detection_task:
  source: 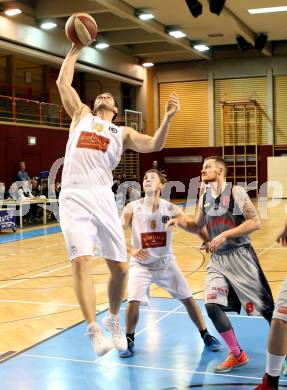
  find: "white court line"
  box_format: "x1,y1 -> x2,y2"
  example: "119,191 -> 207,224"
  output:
119,307 -> 265,319
95,302 -> 183,363
0,298 -> 267,319
257,242 -> 278,257
0,299 -> 79,308
0,264 -> 71,289
20,353 -> 287,382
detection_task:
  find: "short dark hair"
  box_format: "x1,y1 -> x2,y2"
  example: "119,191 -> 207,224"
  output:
144,169 -> 168,185
204,156 -> 228,176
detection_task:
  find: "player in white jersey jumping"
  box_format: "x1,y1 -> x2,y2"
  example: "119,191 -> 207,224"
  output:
119,169 -> 221,357
56,43 -> 179,356
255,223 -> 287,390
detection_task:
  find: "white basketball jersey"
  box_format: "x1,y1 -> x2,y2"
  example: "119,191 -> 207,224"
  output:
130,198 -> 182,266
62,113 -> 123,190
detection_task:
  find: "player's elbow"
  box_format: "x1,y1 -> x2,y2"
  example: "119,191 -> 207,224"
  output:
150,140 -> 163,152
56,77 -> 67,89
253,218 -> 261,230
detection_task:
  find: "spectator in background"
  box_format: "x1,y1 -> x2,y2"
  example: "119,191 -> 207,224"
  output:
132,174 -> 139,182
8,182 -> 21,201
16,161 -> 30,182
18,180 -> 34,199
126,185 -> 141,204
31,178 -> 40,197
55,181 -> 61,199
152,160 -> 159,170
0,182 -> 6,201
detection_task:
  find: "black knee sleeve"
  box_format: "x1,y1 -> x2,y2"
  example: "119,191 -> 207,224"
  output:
205,303 -> 232,333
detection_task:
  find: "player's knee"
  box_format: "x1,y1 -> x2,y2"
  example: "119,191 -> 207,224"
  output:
113,262 -> 128,280
72,256 -> 92,275
272,318 -> 287,328
205,303 -> 220,321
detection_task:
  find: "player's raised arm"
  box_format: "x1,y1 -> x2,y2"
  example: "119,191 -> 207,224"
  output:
123,92 -> 179,153
56,44 -> 90,121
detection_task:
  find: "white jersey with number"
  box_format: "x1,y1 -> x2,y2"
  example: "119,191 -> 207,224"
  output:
61,113 -> 123,190
127,198 -> 182,266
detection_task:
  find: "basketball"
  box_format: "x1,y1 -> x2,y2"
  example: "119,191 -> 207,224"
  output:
65,13 -> 97,47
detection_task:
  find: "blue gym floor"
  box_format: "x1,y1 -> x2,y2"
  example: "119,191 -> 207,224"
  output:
1,298 -> 287,389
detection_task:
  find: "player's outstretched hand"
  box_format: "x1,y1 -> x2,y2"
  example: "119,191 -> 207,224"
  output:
166,218 -> 178,231
165,92 -> 179,119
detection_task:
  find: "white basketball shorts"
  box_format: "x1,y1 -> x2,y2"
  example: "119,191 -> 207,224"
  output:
273,278 -> 287,321
59,187 -> 127,262
127,258 -> 192,305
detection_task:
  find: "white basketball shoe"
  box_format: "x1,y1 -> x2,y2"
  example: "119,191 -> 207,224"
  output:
87,323 -> 114,356
102,313 -> 127,352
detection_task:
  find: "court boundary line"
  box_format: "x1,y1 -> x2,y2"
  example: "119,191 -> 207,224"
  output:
0,298 -> 269,320
18,353 -> 287,383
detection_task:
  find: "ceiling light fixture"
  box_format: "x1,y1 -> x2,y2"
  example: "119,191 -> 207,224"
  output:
209,0 -> 226,15
185,0 -> 203,18
142,62 -> 154,67
135,9 -> 154,21
4,8 -> 22,16
168,29 -> 186,38
40,22 -> 57,30
248,6 -> 287,14
95,42 -> 110,49
194,44 -> 210,52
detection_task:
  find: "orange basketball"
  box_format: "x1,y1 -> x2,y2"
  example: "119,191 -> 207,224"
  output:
65,13 -> 97,47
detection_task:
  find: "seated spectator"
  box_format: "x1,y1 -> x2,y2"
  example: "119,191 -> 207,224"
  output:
48,181 -> 61,198
18,181 -> 41,223
132,174 -> 139,182
31,178 -> 40,197
8,182 -> 21,201
112,178 -> 121,194
55,181 -> 61,199
0,182 -> 6,201
126,185 -> 141,203
18,180 -> 34,199
16,161 -> 30,182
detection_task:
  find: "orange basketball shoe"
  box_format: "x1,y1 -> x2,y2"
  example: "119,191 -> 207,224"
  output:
215,351 -> 249,372
254,374 -> 278,389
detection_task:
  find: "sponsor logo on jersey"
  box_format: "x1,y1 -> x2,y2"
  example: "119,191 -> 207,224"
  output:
94,122 -> 104,132
162,215 -> 170,224
77,131 -> 110,152
212,287 -> 228,295
108,126 -> 118,134
207,217 -> 236,229
278,305 -> 287,315
141,232 -> 167,249
207,293 -> 217,300
150,219 -> 157,230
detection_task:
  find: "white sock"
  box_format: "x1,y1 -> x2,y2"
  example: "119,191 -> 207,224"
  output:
266,351 -> 285,377
87,322 -> 100,332
108,311 -> 119,320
